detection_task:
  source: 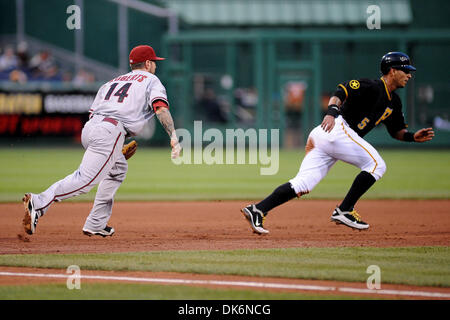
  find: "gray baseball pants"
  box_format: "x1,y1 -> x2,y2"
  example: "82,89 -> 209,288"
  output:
30,114 -> 128,232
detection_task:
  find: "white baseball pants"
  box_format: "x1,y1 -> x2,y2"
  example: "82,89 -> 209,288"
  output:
31,114 -> 128,232
289,116 -> 386,195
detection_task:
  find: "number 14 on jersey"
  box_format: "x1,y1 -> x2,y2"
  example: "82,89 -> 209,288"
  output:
104,82 -> 132,103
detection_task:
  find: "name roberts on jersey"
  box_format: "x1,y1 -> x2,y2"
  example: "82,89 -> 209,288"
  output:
109,74 -> 148,83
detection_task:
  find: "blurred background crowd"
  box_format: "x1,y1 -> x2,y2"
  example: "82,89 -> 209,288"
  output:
0,42 -> 95,85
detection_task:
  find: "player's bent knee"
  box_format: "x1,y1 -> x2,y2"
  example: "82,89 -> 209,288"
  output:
371,159 -> 386,180
116,172 -> 127,183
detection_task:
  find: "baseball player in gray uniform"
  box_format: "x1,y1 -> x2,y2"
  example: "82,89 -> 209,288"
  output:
22,45 -> 181,237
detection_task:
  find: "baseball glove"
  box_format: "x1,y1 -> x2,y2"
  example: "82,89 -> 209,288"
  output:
122,140 -> 138,160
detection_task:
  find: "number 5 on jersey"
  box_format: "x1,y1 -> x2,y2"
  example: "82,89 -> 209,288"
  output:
358,107 -> 393,130
105,82 -> 132,103
358,117 -> 370,130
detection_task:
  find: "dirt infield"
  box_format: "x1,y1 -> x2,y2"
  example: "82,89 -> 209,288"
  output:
0,199 -> 449,299
0,199 -> 448,254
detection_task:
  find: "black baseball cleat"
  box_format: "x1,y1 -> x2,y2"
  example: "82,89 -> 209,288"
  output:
330,207 -> 369,230
22,193 -> 39,235
241,204 -> 269,234
82,226 -> 115,237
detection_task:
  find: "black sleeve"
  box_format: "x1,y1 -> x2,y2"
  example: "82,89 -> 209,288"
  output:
332,79 -> 372,102
333,84 -> 348,102
384,95 -> 408,138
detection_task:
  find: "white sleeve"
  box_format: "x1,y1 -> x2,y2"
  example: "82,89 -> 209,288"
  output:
147,77 -> 169,107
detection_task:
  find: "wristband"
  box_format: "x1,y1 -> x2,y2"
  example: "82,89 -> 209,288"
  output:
403,132 -> 415,142
326,104 -> 340,118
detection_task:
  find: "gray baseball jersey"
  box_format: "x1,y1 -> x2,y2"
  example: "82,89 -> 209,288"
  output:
29,69 -> 170,233
90,69 -> 169,135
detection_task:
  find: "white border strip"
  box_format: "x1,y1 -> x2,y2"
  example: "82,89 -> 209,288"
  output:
1,271 -> 449,299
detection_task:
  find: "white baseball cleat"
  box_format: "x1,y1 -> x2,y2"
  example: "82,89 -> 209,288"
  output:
241,204 -> 269,234
22,193 -> 39,235
330,207 -> 369,230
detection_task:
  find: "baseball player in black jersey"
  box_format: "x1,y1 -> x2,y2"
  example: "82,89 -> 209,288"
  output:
242,52 -> 434,234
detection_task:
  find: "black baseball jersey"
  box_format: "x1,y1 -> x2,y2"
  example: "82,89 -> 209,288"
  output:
333,78 -> 407,138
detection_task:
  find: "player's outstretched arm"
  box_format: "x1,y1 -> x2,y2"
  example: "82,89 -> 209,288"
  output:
413,127 -> 435,142
155,107 -> 181,158
394,128 -> 435,143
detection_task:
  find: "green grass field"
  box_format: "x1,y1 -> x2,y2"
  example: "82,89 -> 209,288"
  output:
1,247 -> 448,287
0,247 -> 448,299
0,283 -> 374,300
1,148 -> 449,202
0,147 -> 449,300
